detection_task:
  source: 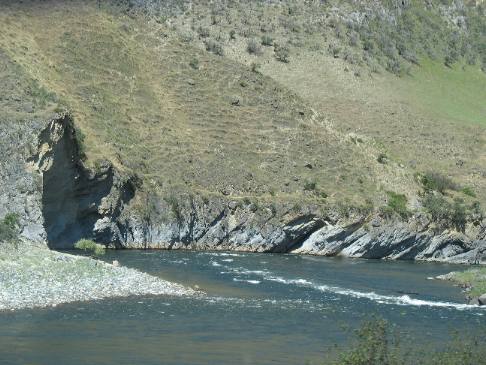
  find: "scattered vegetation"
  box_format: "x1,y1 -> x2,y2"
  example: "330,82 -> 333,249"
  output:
423,194 -> 468,232
384,191 -> 409,219
74,239 -> 106,256
164,195 -> 182,222
419,172 -> 459,194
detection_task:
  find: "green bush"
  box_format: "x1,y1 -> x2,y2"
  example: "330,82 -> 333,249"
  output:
74,125 -> 87,160
332,318 -> 486,365
74,239 -> 106,256
0,213 -> 19,243
386,191 -> 410,218
333,318 -> 401,365
303,180 -> 317,191
189,58 -> 199,70
274,44 -> 290,63
420,172 -> 459,194
423,194 -> 467,232
261,34 -> 273,46
247,39 -> 262,55
204,39 -> 224,56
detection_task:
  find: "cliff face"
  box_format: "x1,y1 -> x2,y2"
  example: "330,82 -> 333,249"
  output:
1,113 -> 135,249
1,113 -> 484,264
2,119 -> 483,263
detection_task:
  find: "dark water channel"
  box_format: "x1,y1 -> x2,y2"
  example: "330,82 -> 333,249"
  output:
1,251 -> 484,365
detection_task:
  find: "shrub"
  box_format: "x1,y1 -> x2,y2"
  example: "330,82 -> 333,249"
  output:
423,194 -> 467,232
189,58 -> 199,70
332,318 -> 486,365
197,26 -> 210,38
303,180 -> 317,191
229,29 -> 236,40
420,172 -> 459,194
261,34 -> 273,46
0,213 -> 19,243
204,40 -> 224,56
74,125 -> 87,160
386,191 -> 410,218
247,39 -> 262,55
274,44 -> 290,63
74,239 -> 106,256
377,153 -> 388,164
333,318 -> 401,365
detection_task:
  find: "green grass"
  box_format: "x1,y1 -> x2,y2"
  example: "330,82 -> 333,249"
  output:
400,59 -> 486,126
74,239 -> 106,257
450,268 -> 486,298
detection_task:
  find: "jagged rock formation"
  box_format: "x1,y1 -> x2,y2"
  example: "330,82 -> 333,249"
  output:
0,113 -> 485,263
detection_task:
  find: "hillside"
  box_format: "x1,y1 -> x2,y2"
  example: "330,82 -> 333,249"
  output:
0,0 -> 485,261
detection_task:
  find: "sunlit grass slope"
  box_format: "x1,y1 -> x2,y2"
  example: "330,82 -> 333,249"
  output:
0,0 -> 417,209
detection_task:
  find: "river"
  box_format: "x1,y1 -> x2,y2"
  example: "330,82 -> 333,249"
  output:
0,250 -> 484,364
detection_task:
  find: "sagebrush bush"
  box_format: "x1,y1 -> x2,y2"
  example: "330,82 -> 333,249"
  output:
247,39 -> 262,55
204,39 -> 224,56
261,34 -> 273,46
274,44 -> 290,63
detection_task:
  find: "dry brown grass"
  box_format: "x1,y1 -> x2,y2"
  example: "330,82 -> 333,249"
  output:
2,0 -> 484,217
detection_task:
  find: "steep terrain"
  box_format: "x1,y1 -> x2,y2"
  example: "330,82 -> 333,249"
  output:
0,0 -> 485,263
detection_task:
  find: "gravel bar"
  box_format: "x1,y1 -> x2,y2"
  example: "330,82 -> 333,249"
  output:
0,246 -> 195,311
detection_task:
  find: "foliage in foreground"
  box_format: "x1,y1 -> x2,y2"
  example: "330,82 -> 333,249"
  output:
331,318 -> 486,365
74,239 -> 106,257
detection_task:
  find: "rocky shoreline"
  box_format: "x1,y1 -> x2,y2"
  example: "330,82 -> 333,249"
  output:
0,245 -> 195,311
437,269 -> 486,306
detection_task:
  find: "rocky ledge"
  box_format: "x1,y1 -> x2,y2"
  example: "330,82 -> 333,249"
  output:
1,113 -> 485,265
0,245 -> 195,311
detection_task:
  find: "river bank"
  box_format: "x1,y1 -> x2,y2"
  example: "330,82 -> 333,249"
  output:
438,267 -> 486,305
0,245 -> 195,311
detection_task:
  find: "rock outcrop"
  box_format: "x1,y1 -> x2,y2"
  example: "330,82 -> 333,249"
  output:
1,113 -> 485,264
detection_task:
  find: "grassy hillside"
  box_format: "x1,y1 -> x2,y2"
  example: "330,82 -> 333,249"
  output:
0,0 -> 485,224
0,0 -> 416,210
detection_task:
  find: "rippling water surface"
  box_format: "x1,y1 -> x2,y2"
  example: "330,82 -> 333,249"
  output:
1,251 -> 484,365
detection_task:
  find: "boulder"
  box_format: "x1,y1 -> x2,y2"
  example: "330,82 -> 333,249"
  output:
478,294 -> 486,306
469,297 -> 480,305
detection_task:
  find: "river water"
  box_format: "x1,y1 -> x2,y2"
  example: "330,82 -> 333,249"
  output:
0,250 -> 484,364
